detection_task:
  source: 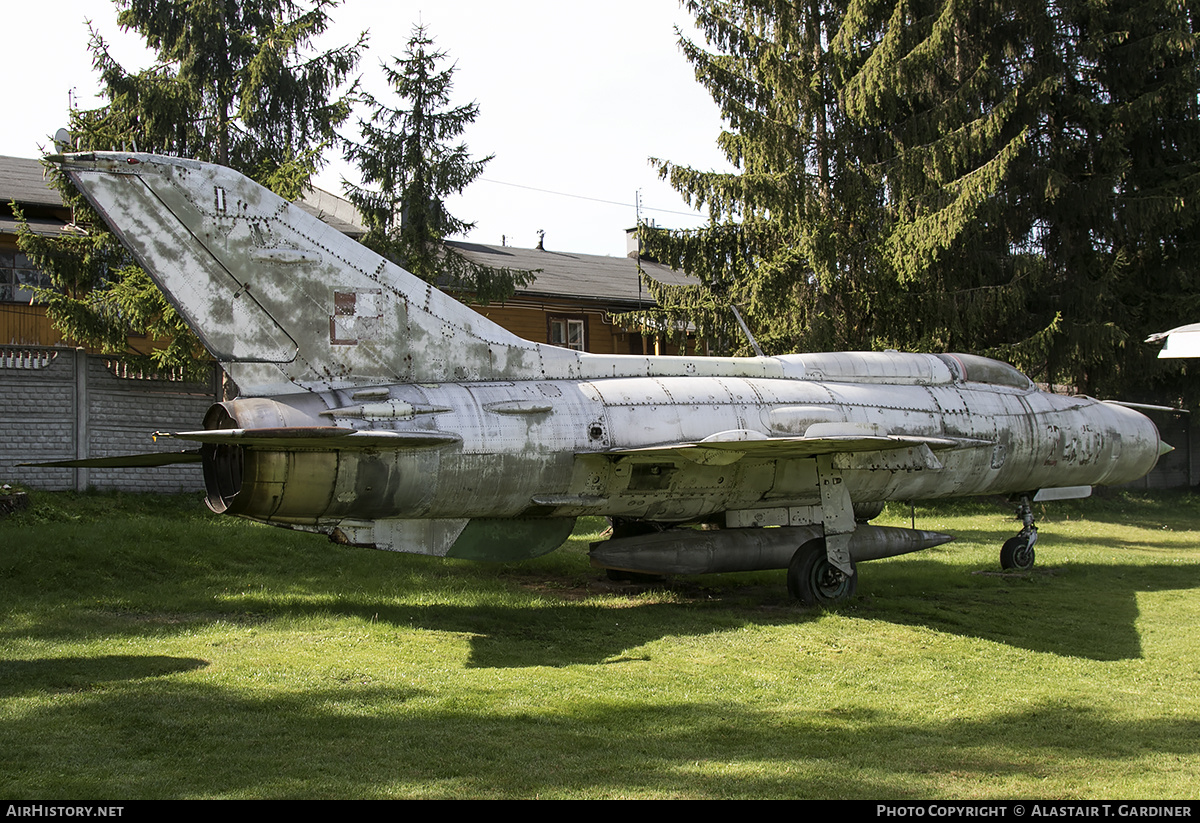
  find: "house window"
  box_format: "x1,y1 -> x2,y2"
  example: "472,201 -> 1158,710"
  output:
548,316 -> 586,351
0,250 -> 52,304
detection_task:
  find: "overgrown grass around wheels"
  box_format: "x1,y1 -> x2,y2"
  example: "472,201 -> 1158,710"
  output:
1,489 -> 1198,798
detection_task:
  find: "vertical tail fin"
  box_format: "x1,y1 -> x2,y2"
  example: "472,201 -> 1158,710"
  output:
56,152 -> 558,395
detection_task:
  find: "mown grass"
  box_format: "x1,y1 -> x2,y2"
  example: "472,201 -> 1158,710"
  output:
1,489 -> 1198,798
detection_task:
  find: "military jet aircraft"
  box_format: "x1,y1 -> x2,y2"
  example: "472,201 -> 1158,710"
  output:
39,151 -> 1170,605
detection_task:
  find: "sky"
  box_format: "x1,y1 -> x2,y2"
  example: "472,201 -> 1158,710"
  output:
2,0 -> 733,257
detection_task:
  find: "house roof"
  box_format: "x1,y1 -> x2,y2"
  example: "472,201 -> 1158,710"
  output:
0,156 -> 70,238
449,240 -> 695,306
0,155 -> 64,208
0,154 -> 699,306
296,185 -> 366,238
0,215 -> 63,237
290,189 -> 696,309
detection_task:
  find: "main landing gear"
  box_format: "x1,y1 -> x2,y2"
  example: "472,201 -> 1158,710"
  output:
1000,495 -> 1038,571
787,539 -> 857,607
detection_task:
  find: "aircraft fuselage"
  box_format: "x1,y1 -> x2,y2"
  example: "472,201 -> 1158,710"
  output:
201,359 -> 1161,549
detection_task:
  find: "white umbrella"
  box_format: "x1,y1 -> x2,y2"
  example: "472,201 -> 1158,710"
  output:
1146,323 -> 1200,358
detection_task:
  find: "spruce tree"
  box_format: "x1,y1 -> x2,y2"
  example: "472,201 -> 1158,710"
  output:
630,0 -> 888,356
643,0 -> 1199,404
637,0 -> 1050,358
18,0 -> 364,374
1031,0 -> 1200,400
343,25 -> 533,304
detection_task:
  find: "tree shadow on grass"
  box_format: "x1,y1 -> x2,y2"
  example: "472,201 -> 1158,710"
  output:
4,555 -> 1197,668
1,680 -> 1196,798
854,557 -> 1200,661
3,510 -> 1198,668
168,549 -> 1200,667
0,655 -> 208,697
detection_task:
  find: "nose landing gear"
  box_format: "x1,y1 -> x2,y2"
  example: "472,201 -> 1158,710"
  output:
1001,495 -> 1038,571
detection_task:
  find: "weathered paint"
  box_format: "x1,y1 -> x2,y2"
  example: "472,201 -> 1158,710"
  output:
51,152 -> 1169,590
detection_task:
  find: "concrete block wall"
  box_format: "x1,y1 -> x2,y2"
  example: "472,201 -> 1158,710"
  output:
0,347 -> 218,492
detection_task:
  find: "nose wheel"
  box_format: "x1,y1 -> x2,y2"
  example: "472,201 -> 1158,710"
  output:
1001,495 -> 1038,571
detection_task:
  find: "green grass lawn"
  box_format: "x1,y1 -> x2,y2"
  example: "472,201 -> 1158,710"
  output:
1,489 -> 1198,799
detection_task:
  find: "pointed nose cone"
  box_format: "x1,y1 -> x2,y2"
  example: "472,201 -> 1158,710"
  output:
1095,401 -> 1169,486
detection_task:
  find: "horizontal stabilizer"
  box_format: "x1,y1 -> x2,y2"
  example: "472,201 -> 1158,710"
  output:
159,427 -> 461,449
19,451 -> 202,469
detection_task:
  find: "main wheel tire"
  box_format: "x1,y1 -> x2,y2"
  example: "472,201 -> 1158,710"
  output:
787,541 -> 857,607
1000,536 -> 1036,571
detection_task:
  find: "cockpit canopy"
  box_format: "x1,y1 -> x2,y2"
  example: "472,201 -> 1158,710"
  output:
933,353 -> 1034,390
775,351 -> 1034,389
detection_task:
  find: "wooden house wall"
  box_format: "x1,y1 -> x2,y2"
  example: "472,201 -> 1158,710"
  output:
0,301 -> 64,347
473,297 -> 689,355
